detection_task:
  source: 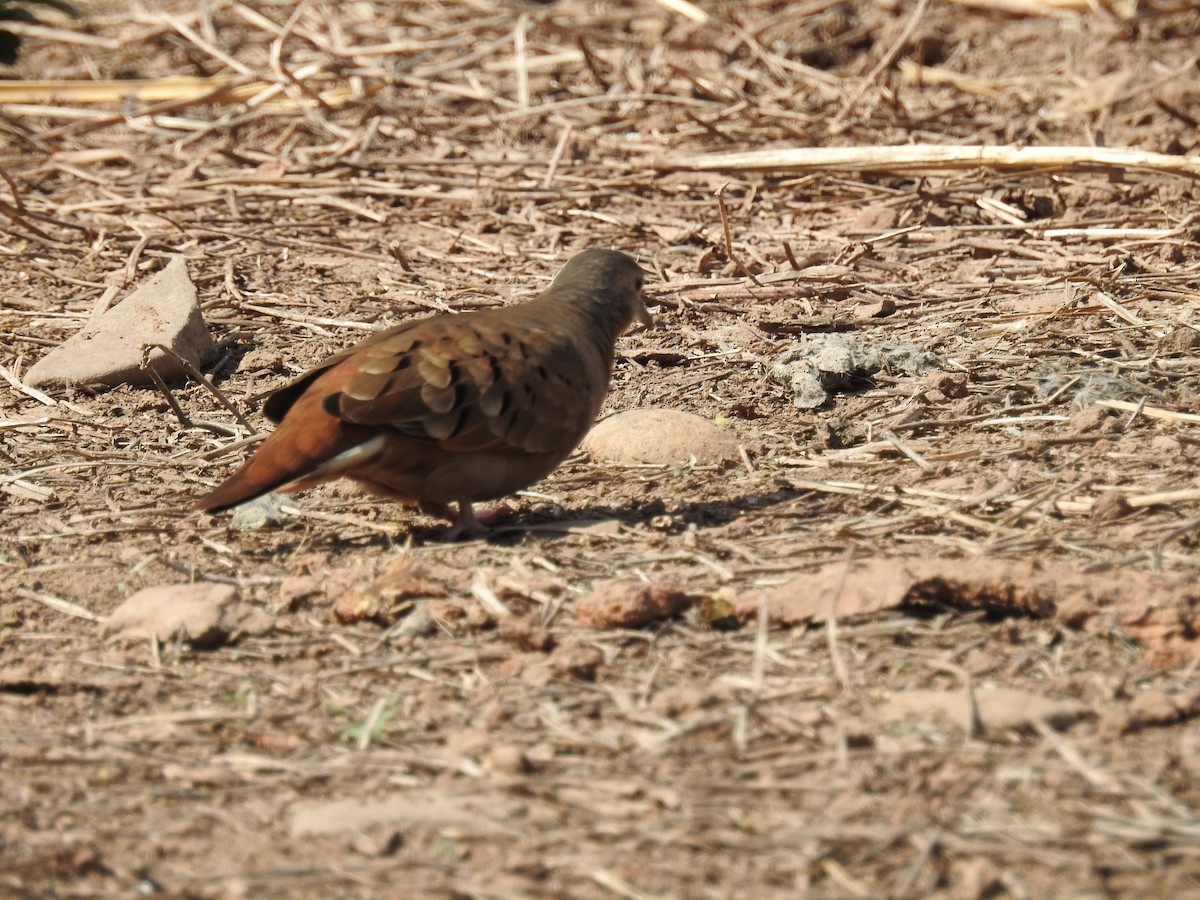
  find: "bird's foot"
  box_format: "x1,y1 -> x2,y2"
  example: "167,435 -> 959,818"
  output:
438,502 -> 513,542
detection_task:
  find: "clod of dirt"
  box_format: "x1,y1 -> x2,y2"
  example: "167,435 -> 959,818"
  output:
771,334 -> 938,409
485,744 -> 532,775
1150,435 -> 1181,453
350,830 -> 404,858
741,558 -> 1200,667
332,562 -> 447,624
236,347 -> 288,373
576,579 -> 697,628
1090,491 -> 1132,523
947,858 -> 1003,899
1100,689 -> 1200,736
649,684 -> 728,719
273,574 -> 324,613
1159,326 -> 1200,354
1067,407 -> 1119,435
737,558 -> 1056,626
102,583 -> 273,649
852,297 -> 895,319
498,616 -> 554,652
581,408 -> 740,467
878,688 -> 1089,735
289,793 -> 518,838
922,370 -> 968,400
548,642 -> 605,681
25,259 -> 215,389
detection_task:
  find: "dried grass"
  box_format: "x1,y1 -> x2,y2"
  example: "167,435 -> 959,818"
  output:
3,0 -> 1200,896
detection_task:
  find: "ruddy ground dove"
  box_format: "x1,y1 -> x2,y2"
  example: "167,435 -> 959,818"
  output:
196,249 -> 652,537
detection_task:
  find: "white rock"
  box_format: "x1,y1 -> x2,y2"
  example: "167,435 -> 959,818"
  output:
26,259 -> 215,388
102,582 -> 273,648
582,407 -> 739,467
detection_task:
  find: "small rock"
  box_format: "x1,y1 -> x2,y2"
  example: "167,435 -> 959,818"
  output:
334,565 -> 447,624
946,857 -> 1003,900
1101,688 -> 1200,735
237,347 -> 287,373
1160,326 -> 1200,354
582,408 -> 740,467
771,334 -> 939,409
1090,492 -> 1132,523
498,617 -> 554,652
229,493 -> 292,529
273,575 -> 323,613
485,744 -> 532,775
576,579 -> 696,628
1150,435 -> 1180,453
103,583 -> 273,649
849,206 -> 898,231
350,830 -> 404,858
650,684 -> 726,718
1068,407 -> 1116,435
548,642 -> 605,681
445,728 -> 490,756
852,297 -> 895,319
26,259 -> 215,389
923,370 -> 968,399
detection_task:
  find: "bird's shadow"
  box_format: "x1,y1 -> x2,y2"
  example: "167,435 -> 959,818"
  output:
281,485 -> 814,552
494,486 -> 807,541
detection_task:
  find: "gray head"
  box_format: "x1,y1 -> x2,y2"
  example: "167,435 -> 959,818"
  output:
545,249 -> 653,336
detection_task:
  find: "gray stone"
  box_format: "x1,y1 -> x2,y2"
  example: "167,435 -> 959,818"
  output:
26,259 -> 215,389
771,334 -> 939,409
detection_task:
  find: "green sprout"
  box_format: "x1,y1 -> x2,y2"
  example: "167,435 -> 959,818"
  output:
339,696 -> 399,747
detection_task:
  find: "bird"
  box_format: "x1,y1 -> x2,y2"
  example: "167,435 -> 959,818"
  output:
196,248 -> 652,539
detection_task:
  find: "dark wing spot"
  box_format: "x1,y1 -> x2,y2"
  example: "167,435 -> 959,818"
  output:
449,406 -> 471,438
536,365 -> 549,380
321,394 -> 342,417
499,390 -> 512,415
396,355 -> 412,370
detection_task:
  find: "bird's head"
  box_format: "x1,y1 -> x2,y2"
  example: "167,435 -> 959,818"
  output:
548,248 -> 654,335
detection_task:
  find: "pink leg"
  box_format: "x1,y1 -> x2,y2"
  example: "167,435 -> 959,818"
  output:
439,501 -> 513,541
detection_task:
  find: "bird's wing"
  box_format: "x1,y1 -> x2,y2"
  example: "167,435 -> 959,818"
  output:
322,309 -> 608,456
261,323 -> 414,423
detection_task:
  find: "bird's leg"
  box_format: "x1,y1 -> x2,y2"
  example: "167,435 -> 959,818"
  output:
440,500 -> 486,541
438,501 -> 515,541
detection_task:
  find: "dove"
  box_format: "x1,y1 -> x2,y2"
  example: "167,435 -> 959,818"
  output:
196,249 -> 652,538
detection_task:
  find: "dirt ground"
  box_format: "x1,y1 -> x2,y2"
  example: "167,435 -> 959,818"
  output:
4,1 -> 1200,897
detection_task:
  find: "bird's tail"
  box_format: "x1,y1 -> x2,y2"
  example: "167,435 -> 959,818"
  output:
195,434 -> 305,513
196,419 -> 383,513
